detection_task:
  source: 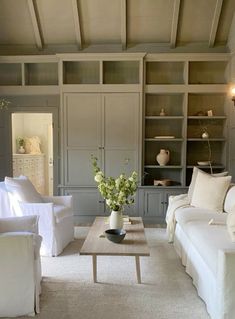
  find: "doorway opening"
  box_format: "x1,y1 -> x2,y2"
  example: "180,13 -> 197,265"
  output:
11,113 -> 54,196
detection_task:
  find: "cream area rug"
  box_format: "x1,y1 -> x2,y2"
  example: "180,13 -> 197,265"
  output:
19,227 -> 209,319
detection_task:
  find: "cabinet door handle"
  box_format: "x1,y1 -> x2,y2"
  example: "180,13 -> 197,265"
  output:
99,200 -> 105,203
161,201 -> 164,204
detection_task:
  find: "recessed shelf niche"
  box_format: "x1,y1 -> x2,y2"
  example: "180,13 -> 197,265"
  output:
146,61 -> 185,84
63,61 -> 100,84
103,61 -> 139,84
189,61 -> 228,84
25,63 -> 58,85
0,63 -> 22,85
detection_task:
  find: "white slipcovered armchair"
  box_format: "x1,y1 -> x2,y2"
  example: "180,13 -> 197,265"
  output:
19,195 -> 74,256
1,176 -> 74,256
0,216 -> 42,317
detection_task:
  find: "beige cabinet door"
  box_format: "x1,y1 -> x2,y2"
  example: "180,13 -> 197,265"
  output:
65,188 -> 105,216
103,93 -> 139,148
103,93 -> 139,177
64,93 -> 102,186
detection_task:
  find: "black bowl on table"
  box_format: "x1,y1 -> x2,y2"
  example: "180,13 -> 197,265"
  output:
105,229 -> 126,243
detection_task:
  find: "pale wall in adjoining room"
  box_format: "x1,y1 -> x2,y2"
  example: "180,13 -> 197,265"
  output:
12,113 -> 52,194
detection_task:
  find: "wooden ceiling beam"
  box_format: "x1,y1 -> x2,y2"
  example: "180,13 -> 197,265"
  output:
209,0 -> 223,48
71,0 -> 82,50
121,0 -> 127,50
27,0 -> 43,50
170,0 -> 181,48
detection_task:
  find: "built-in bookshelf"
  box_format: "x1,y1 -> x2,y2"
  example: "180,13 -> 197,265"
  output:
62,59 -> 140,85
0,53 -> 231,223
144,55 -> 229,188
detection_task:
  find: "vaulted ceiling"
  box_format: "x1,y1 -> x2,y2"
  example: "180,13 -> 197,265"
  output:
0,0 -> 235,55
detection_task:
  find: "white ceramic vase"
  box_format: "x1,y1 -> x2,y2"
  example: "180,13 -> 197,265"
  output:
156,149 -> 170,166
109,210 -> 123,229
18,146 -> 25,154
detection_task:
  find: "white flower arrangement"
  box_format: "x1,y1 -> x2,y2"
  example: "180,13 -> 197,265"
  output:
92,156 -> 138,212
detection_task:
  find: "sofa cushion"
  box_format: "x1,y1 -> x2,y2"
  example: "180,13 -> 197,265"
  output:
188,167 -> 228,202
224,185 -> 235,213
227,211 -> 235,242
182,220 -> 235,276
5,176 -> 43,203
191,170 -> 231,212
175,206 -> 227,227
0,216 -> 39,234
0,182 -> 15,218
188,167 -> 202,201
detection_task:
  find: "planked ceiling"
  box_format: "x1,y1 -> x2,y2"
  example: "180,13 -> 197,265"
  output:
0,0 -> 235,55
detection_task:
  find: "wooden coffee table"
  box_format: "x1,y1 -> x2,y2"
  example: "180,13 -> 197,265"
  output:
80,217 -> 150,284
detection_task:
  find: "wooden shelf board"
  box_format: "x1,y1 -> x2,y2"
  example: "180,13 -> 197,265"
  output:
139,185 -> 186,189
144,165 -> 183,169
187,138 -> 225,141
145,84 -> 186,93
187,84 -> 229,93
0,85 -> 59,95
145,116 -> 184,120
188,116 -> 226,119
145,138 -> 183,142
187,165 -> 225,169
62,84 -> 141,93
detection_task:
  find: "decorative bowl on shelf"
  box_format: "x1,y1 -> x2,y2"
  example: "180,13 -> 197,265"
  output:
104,229 -> 126,243
197,161 -> 211,166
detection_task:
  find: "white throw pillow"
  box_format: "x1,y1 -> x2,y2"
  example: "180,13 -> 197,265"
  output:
224,185 -> 235,213
5,176 -> 42,203
0,215 -> 39,234
188,166 -> 228,202
191,170 -> 231,212
226,209 -> 235,242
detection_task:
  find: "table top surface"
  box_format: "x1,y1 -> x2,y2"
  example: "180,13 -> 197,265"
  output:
80,217 -> 150,256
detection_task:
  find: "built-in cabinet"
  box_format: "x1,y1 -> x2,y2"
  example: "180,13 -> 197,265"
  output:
62,92 -> 140,219
0,52 -> 233,224
138,187 -> 187,223
0,56 -> 59,95
144,55 -> 229,188
13,154 -> 45,194
63,93 -> 139,186
141,55 -> 230,222
144,92 -> 185,186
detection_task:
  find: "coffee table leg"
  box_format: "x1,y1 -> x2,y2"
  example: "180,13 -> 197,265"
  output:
135,256 -> 141,284
92,255 -> 97,283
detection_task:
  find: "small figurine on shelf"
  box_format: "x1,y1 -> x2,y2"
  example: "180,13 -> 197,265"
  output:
202,130 -> 209,139
17,137 -> 25,154
207,109 -> 213,117
201,126 -> 209,139
159,108 -> 166,116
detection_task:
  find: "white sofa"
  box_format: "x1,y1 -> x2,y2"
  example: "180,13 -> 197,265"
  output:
173,185 -> 235,319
